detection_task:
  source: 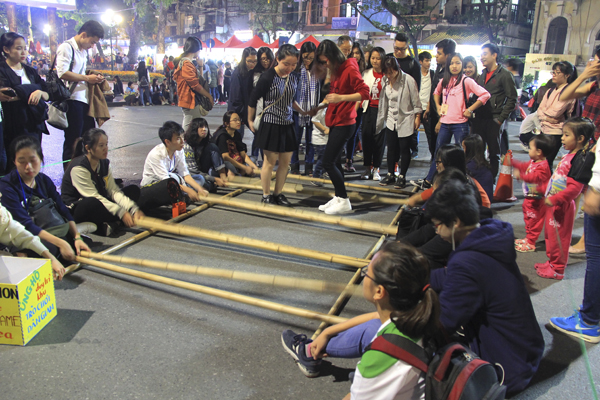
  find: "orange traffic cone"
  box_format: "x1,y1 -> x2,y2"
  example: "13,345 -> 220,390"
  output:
493,150 -> 517,203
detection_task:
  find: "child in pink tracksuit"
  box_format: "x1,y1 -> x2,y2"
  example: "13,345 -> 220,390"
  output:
535,118 -> 594,280
513,135 -> 553,252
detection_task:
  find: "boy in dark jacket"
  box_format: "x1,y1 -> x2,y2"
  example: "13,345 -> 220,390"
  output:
426,179 -> 544,396
471,43 -> 518,178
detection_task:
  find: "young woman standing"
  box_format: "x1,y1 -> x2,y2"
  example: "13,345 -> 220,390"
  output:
360,47 -> 386,181
421,53 -> 490,189
291,41 -> 319,175
173,37 -> 214,131
0,32 -> 49,166
313,40 -> 369,215
344,42 -> 368,173
248,44 -> 307,206
376,56 -> 422,189
228,47 -> 258,139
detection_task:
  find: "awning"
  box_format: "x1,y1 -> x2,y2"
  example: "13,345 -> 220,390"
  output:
268,39 -> 280,49
215,35 -> 246,48
230,35 -> 270,49
294,35 -> 321,49
419,29 -> 490,46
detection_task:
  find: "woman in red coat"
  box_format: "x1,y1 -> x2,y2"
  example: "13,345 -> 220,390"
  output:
312,40 -> 369,215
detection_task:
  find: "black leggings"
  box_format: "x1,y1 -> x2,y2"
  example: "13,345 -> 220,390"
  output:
545,134 -> 563,173
385,128 -> 412,176
361,107 -> 385,168
71,185 -> 141,230
323,124 -> 355,198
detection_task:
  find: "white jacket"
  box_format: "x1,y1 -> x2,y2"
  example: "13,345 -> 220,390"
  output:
361,68 -> 381,113
0,205 -> 47,255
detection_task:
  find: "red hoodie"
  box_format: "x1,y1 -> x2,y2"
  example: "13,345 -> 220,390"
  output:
326,58 -> 369,127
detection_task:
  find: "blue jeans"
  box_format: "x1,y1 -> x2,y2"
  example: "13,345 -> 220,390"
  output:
198,143 -> 227,176
291,118 -> 315,168
313,145 -> 327,178
139,87 -> 148,105
426,122 -> 470,182
582,214 -> 600,325
323,319 -> 381,358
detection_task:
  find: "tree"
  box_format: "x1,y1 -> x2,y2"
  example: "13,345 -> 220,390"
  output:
0,4 -> 31,37
463,0 -> 511,44
237,0 -> 304,43
354,0 -> 440,58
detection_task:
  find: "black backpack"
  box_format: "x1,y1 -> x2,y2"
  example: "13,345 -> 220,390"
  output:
366,334 -> 507,400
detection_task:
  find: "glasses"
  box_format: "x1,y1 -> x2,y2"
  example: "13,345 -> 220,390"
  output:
317,59 -> 327,65
394,46 -> 408,52
435,160 -> 442,165
432,221 -> 444,230
246,59 -> 258,64
551,71 -> 563,76
360,266 -> 378,283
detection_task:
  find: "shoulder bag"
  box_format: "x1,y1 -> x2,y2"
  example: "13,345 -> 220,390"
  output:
21,176 -> 70,238
568,141 -> 597,185
46,44 -> 76,103
254,75 -> 290,131
47,44 -> 80,130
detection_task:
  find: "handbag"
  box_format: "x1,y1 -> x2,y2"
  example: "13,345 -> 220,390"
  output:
461,78 -> 477,118
568,141 -> 596,185
254,75 -> 290,131
46,44 -> 76,103
21,177 -> 70,238
47,100 -> 69,129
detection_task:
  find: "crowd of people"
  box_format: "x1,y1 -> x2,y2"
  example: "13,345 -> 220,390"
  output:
0,18 -> 600,400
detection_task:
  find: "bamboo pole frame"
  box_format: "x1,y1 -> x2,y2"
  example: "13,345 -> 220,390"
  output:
200,194 -> 397,235
75,256 -> 349,325
311,187 -> 416,339
80,251 -> 360,294
136,217 -> 370,268
65,187 -> 251,275
287,173 -> 415,196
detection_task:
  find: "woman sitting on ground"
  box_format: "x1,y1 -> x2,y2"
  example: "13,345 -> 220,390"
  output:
113,76 -> 124,96
184,117 -> 234,188
61,128 -> 145,236
0,136 -> 92,265
151,78 -> 168,105
0,201 -> 65,280
282,241 -> 443,400
213,111 -> 258,176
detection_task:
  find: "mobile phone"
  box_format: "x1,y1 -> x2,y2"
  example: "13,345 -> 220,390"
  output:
1,88 -> 16,98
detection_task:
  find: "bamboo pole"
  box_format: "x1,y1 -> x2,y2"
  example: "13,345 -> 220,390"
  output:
80,251 -> 360,294
287,173 -> 415,196
225,182 -> 409,206
311,188 -> 415,339
65,187 -> 251,275
75,256 -> 349,325
136,216 -> 370,268
201,194 -> 396,235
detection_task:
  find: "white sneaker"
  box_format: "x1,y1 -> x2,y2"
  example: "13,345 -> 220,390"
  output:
372,169 -> 381,181
76,222 -> 97,235
325,197 -> 352,215
319,197 -> 338,212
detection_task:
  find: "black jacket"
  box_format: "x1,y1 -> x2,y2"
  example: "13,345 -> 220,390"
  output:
227,68 -> 253,125
475,64 -> 518,124
0,61 -> 49,142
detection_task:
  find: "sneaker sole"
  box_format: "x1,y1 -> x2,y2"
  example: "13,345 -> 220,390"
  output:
280,336 -> 321,377
549,321 -> 600,343
325,208 -> 353,215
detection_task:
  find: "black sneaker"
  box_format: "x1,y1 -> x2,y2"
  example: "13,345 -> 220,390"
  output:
261,195 -> 275,204
310,180 -> 323,187
394,176 -> 406,189
274,193 -> 292,207
379,173 -> 395,186
281,330 -> 322,378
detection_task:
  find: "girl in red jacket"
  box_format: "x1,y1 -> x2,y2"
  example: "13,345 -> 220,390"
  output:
535,117 -> 594,279
312,40 -> 369,215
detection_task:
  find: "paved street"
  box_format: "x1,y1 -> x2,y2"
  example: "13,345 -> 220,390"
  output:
0,104 -> 598,399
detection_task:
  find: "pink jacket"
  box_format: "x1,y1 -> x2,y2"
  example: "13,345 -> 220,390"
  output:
538,84 -> 576,136
434,76 -> 490,124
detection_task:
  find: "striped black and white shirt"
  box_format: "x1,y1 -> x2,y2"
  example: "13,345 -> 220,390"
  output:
249,68 -> 298,126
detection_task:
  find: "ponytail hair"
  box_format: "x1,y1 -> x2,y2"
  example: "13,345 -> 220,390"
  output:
72,128 -> 108,159
371,242 -> 443,343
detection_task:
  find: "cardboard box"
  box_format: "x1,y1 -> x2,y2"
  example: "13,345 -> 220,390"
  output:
0,256 -> 57,345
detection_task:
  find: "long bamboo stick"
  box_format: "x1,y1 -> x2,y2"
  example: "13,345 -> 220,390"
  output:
225,182 -> 408,206
287,173 -> 415,196
65,187 -> 251,275
311,188 -> 415,339
75,256 -> 349,325
136,216 -> 369,268
201,194 -> 396,235
80,251 -> 360,294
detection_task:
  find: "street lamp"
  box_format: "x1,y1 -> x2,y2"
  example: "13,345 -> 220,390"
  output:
101,9 -> 123,71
